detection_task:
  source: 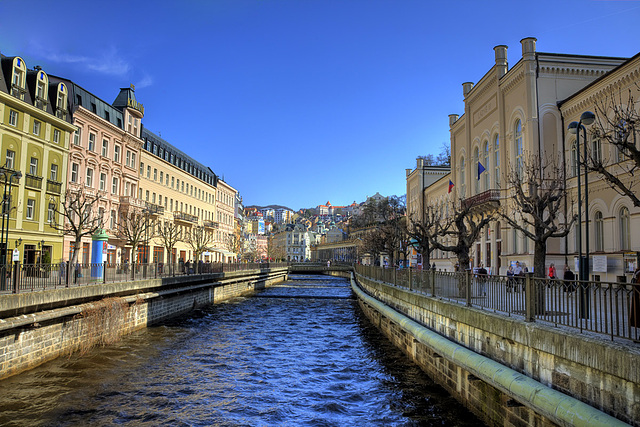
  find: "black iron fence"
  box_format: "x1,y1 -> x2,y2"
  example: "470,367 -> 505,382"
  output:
355,264 -> 640,343
0,261 -> 288,294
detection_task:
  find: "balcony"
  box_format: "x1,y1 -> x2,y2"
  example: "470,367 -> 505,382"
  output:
25,174 -> 43,190
203,220 -> 219,229
145,201 -> 165,216
119,196 -> 146,211
174,211 -> 198,224
46,179 -> 62,194
11,84 -> 26,101
462,189 -> 501,211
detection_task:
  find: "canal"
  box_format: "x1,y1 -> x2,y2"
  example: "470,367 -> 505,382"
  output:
0,275 -> 481,426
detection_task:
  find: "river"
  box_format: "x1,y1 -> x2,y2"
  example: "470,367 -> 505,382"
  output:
0,275 -> 481,426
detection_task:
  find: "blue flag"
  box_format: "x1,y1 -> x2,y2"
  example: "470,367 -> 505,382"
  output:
478,162 -> 485,180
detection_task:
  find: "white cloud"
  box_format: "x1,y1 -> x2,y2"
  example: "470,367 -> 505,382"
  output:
36,44 -> 131,78
135,74 -> 154,89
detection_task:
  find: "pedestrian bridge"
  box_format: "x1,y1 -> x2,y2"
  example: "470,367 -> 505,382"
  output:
288,263 -> 353,275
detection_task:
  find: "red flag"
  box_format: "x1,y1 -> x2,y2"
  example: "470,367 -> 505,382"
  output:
448,180 -> 454,193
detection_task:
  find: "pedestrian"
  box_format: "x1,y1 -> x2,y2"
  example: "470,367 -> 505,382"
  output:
629,267 -> 640,328
514,261 -> 523,292
477,263 -> 488,296
563,265 -> 575,293
506,265 -> 515,292
59,260 -> 67,285
548,263 -> 556,280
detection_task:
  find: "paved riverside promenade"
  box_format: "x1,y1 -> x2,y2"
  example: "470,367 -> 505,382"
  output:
353,264 -> 639,426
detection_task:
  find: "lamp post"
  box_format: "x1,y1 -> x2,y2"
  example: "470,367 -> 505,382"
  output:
568,111 -> 595,320
568,111 -> 595,281
0,169 -> 22,275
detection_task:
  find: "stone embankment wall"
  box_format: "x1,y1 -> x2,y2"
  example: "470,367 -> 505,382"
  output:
354,273 -> 638,427
0,268 -> 288,380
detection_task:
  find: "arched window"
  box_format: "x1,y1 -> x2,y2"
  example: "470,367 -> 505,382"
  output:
620,206 -> 630,250
473,147 -> 480,194
571,141 -> 579,177
515,120 -> 523,177
594,211 -> 604,252
460,156 -> 466,198
11,57 -> 26,100
591,137 -> 602,164
494,135 -> 500,188
483,141 -> 490,191
35,70 -> 48,109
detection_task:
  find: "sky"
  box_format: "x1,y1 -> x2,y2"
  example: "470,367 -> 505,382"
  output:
1,1 -> 640,211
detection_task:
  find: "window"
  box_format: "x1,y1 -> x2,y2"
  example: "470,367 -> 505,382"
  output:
131,153 -> 136,169
9,110 -> 18,126
50,164 -> 58,181
48,203 -> 55,223
110,210 -> 116,229
74,128 -> 81,146
140,162 -> 144,175
114,145 -> 121,163
98,207 -> 105,226
160,171 -> 164,184
88,133 -> 96,151
33,120 -> 41,136
125,181 -> 130,197
147,166 -> 151,178
591,138 -> 602,164
36,79 -> 46,101
594,211 -> 604,252
71,163 -> 79,183
26,199 -> 35,220
86,168 -> 94,187
153,168 -> 157,181
166,174 -> 169,186
483,141 -> 490,191
571,142 -> 579,177
620,207 -> 630,250
29,157 -> 38,175
99,173 -> 106,191
145,190 -> 149,201
53,129 -> 61,144
515,119 -> 523,177
494,135 -> 500,188
459,156 -> 466,198
6,150 -> 15,170
126,150 -> 131,167
112,177 -> 119,194
102,139 -> 109,157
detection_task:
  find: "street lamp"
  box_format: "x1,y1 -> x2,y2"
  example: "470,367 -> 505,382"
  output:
568,111 -> 595,282
0,169 -> 22,270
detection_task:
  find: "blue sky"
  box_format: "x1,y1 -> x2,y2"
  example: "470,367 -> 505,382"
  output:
2,1 -> 639,210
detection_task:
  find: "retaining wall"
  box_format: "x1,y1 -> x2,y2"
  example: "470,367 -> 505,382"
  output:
354,273 -> 638,426
0,268 -> 288,380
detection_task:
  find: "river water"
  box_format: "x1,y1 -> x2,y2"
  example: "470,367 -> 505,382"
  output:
0,275 -> 481,426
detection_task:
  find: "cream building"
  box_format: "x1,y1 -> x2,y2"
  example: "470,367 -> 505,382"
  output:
215,179 -> 237,262
410,38 -> 632,277
139,128 -> 222,264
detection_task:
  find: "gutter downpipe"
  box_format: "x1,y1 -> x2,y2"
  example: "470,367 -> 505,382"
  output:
351,274 -> 628,427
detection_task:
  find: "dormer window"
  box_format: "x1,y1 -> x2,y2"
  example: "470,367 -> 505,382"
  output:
11,57 -> 26,100
35,71 -> 48,110
56,83 -> 68,119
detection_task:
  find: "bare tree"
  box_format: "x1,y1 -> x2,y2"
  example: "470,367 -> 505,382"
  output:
501,154 -> 576,278
50,184 -> 102,266
407,201 -> 444,269
155,219 -> 182,274
224,230 -> 244,258
185,226 -> 214,271
361,226 -> 387,265
267,235 -> 286,261
430,197 -> 494,272
115,207 -> 153,269
587,88 -> 640,207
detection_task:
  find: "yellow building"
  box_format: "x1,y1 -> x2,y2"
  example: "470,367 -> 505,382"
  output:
0,54 -> 76,265
139,129 -> 228,264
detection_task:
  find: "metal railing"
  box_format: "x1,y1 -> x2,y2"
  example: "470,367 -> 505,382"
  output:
0,261 -> 288,294
355,264 -> 640,343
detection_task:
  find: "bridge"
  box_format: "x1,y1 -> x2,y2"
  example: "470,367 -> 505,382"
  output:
288,262 -> 353,275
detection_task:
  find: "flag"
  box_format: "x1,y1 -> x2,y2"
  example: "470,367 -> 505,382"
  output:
478,162 -> 486,180
448,180 -> 454,193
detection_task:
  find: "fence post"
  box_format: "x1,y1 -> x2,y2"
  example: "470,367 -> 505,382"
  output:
465,269 -> 471,306
12,260 -> 19,293
103,261 -> 107,283
525,272 -> 535,322
431,268 -> 436,297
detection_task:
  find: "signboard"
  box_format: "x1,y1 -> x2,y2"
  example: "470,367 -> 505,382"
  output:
592,255 -> 607,273
12,249 -> 19,262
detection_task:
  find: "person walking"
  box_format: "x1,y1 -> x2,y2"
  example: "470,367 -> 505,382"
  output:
563,265 -> 575,293
630,267 -> 640,329
477,263 -> 488,296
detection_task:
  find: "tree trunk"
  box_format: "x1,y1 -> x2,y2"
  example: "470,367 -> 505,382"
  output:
534,240 -> 547,279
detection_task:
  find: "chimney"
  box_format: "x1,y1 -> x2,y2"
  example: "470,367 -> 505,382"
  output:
417,157 -> 424,168
521,37 -> 537,60
406,168 -> 412,177
449,114 -> 459,127
462,82 -> 474,98
34,65 -> 42,71
494,45 -> 508,78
